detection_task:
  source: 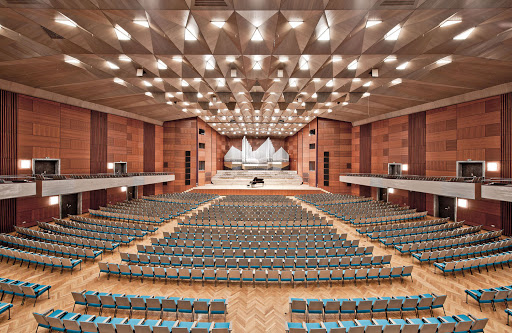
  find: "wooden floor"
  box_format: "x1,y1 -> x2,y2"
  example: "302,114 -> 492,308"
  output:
0,199 -> 510,333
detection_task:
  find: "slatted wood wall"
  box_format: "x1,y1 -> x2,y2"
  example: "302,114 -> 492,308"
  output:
408,112 -> 426,211
155,125 -> 164,195
0,90 -> 17,232
143,122 -> 156,196
359,123 -> 372,197
501,92 -> 512,235
284,133 -> 298,171
90,110 -> 108,210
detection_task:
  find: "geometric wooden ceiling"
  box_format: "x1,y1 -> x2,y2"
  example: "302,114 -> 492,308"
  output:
0,0 -> 511,137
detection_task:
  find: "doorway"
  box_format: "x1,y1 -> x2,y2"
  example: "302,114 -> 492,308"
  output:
457,161 -> 484,178
61,193 -> 79,218
127,186 -> 137,200
388,163 -> 402,176
33,159 -> 60,175
437,196 -> 455,221
114,162 -> 127,175
378,188 -> 388,202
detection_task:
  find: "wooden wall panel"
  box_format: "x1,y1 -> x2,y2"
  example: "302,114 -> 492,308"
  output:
409,112 -> 426,176
285,133 -> 298,171
388,188 -> 409,207
458,198 -> 501,230
0,90 -> 17,232
501,92 -> 512,235
359,123 -> 371,173
90,110 -> 107,174
60,106 -> 90,174
127,119 -> 144,173
426,106 -> 457,176
155,125 -> 164,195
143,122 -> 156,196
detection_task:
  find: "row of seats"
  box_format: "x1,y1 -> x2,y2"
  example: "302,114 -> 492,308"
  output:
137,245 -> 373,258
412,239 -> 512,263
350,213 -> 427,226
38,222 -> 134,244
0,246 -> 82,273
356,219 -> 448,235
163,232 -> 347,242
395,231 -> 502,254
215,195 -> 296,206
72,291 -> 227,321
0,234 -> 103,261
121,254 -> 391,270
98,263 -> 413,287
69,215 -> 158,232
465,285 -> 511,311
145,193 -> 217,205
295,194 -> 370,206
380,226 -> 482,247
178,220 -> 332,228
171,227 -> 336,236
289,294 -> 446,322
150,239 -> 360,250
34,309 -> 231,333
0,277 -> 51,306
89,209 -> 164,224
286,314 -> 487,333
15,226 -> 119,251
0,302 -> 11,320
368,222 -> 463,240
433,251 -> 512,276
55,219 -> 147,238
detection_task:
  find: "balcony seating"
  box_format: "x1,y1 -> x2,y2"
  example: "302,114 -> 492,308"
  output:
98,263 -> 413,287
289,294 -> 446,321
15,226 -> 119,252
72,291 -> 227,321
0,234 -> 102,261
38,222 -> 134,244
412,239 -> 512,264
0,246 -> 82,273
33,309 -> 232,333
136,245 -> 373,259
465,285 -> 512,311
0,277 -> 51,306
433,251 -> 512,276
0,302 -> 12,320
285,314 -> 487,333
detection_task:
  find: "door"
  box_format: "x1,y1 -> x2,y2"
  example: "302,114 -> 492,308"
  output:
34,160 -> 58,175
61,193 -> 79,218
459,162 -> 483,177
114,162 -> 127,174
127,186 -> 137,200
438,196 -> 455,221
378,188 -> 388,202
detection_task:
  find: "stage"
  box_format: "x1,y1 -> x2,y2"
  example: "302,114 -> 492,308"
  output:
189,184 -> 326,196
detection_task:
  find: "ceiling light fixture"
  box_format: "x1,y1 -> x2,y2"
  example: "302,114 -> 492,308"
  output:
289,21 -> 303,28
384,55 -> 397,62
391,78 -> 402,85
362,92 -> 370,98
113,78 -> 124,84
217,79 -> 225,87
55,18 -> 77,27
440,18 -> 462,27
65,58 -> 80,64
348,59 -> 358,70
119,55 -> 131,62
157,59 -> 167,69
352,78 -> 361,82
332,55 -> 342,62
133,20 -> 149,27
251,28 -> 263,41
385,25 -> 401,40
154,78 -> 163,82
342,102 -> 348,106
145,92 -> 153,97
181,79 -> 189,87
454,27 -> 474,40
326,80 -> 333,87
211,21 -> 225,28
185,28 -> 197,41
289,79 -> 297,87
173,56 -> 182,62
226,56 -> 235,63
396,62 -> 409,70
253,61 -> 262,70
279,56 -> 289,62
366,20 -> 382,28
318,28 -> 330,41
114,25 -> 131,40
363,81 -> 371,87
436,58 -> 452,65
143,80 -> 152,87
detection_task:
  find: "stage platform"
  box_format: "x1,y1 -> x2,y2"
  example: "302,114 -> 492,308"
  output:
189,184 -> 326,196
211,170 -> 303,186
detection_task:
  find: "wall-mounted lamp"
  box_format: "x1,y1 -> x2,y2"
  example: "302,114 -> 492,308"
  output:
457,198 -> 468,208
402,164 -> 408,171
49,196 -> 59,205
107,163 -> 114,169
487,162 -> 498,172
121,186 -> 127,192
20,160 -> 31,169
388,188 -> 395,194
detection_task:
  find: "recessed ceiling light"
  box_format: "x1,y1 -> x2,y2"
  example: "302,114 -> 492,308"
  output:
183,102 -> 190,106
385,25 -> 401,40
113,78 -> 124,84
299,58 -> 309,70
362,92 -> 370,98
133,20 -> 149,28
251,28 -> 263,41
312,78 -> 320,82
440,18 -> 462,27
173,56 -> 182,62
396,62 -> 409,70
154,78 -> 163,82
332,55 -> 342,62
326,80 -> 333,87
114,25 -> 131,40
197,92 -> 203,98
289,21 -> 303,28
314,109 -> 319,113
226,56 -> 235,63
119,55 -> 131,62
166,101 -> 173,105
185,28 -> 197,41
206,57 -> 215,70
348,60 -> 358,70
145,92 -> 153,97
253,61 -> 262,70
312,93 -> 317,98
55,19 -> 77,27
279,56 -> 289,62
157,59 -> 167,69
65,57 -> 80,64
384,55 -> 397,62
352,78 -> 361,82
273,78 -> 280,82
217,79 -> 225,87
194,78 -> 202,82
391,78 -> 402,85
363,81 -> 371,87
107,61 -> 119,69
318,28 -> 330,41
181,80 -> 189,86
182,108 -> 187,112
366,20 -> 382,28
289,79 -> 297,87
328,109 -> 332,113
436,58 -> 452,65
211,21 -> 225,28
454,27 -> 474,40
143,80 -> 152,87
342,102 -> 348,106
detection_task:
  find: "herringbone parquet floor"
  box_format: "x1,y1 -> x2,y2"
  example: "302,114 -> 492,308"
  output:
0,198 -> 510,333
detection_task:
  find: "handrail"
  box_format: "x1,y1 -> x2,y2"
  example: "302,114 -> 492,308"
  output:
0,172 -> 174,183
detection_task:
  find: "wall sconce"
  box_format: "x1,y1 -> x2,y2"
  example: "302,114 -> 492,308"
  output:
20,160 -> 31,169
388,188 -> 395,194
121,186 -> 127,192
402,164 -> 408,171
107,163 -> 114,169
457,198 -> 468,208
487,162 -> 498,172
49,196 -> 59,205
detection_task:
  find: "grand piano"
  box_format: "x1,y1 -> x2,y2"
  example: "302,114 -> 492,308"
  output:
248,177 -> 264,187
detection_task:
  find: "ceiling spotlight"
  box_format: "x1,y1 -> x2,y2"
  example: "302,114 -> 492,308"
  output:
279,56 -> 289,62
217,79 -> 225,87
181,79 -> 189,86
226,56 -> 235,63
157,59 -> 167,69
396,62 -> 409,70
143,80 -> 152,87
211,21 -> 225,28
154,78 -> 163,82
436,58 -> 452,65
289,21 -> 303,28
197,92 -> 203,98
114,25 -> 131,40
348,59 -> 358,70
312,93 -> 317,98
318,28 -> 330,41
326,79 -> 333,87
167,93 -> 174,98
454,27 -> 474,40
362,92 -> 370,98
352,78 -> 361,82
253,61 -> 262,70
166,101 -> 173,105
251,28 -> 263,41
194,78 -> 202,82
332,55 -> 342,62
273,78 -> 280,82
185,28 -> 197,40
113,78 -> 124,84
313,78 -> 320,82
363,81 -> 371,87
299,57 -> 309,70
385,25 -> 401,40
55,18 -> 77,27
289,79 -> 297,87
366,20 -> 382,28
342,102 -> 348,106
384,55 -> 397,62
145,92 -> 153,97
173,56 -> 183,62
328,109 -> 332,113
65,57 -> 80,64
133,20 -> 149,28
391,78 -> 402,85
119,55 -> 131,62
182,108 -> 188,112
440,18 -> 462,27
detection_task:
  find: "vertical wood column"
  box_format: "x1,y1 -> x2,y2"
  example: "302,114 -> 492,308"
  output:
90,110 -> 107,209
359,123 -> 372,197
408,112 -> 426,211
0,90 -> 17,232
143,122 -> 156,196
501,93 -> 512,235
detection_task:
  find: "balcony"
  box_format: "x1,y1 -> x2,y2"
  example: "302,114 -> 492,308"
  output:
0,173 -> 174,199
339,173 -> 481,199
481,179 -> 512,202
